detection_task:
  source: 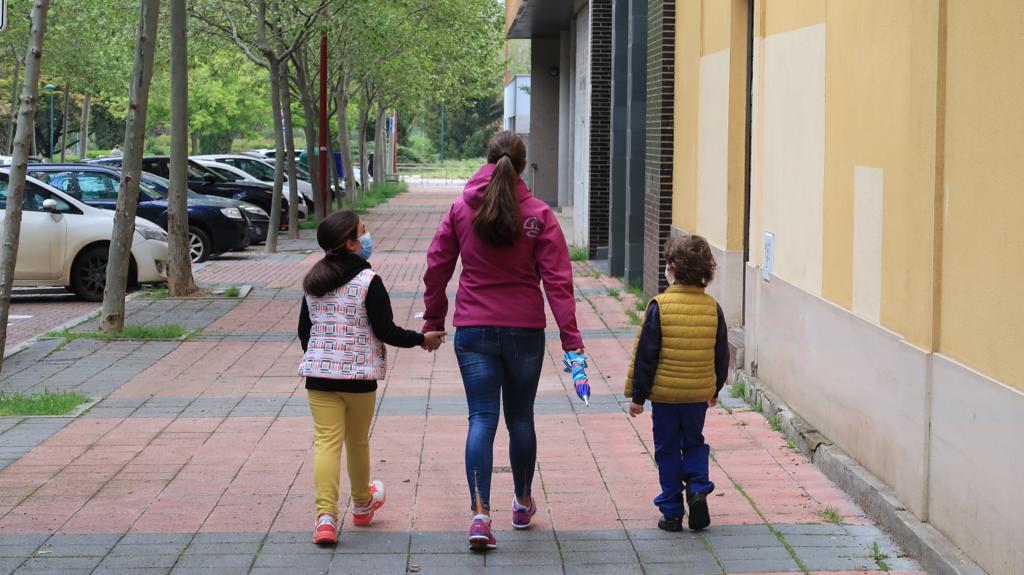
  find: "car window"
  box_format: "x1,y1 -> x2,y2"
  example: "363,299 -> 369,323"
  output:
0,178 -> 75,213
142,159 -> 170,178
76,172 -> 121,201
208,166 -> 242,181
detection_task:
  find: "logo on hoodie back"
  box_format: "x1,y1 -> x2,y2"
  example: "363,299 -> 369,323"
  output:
524,216 -> 541,238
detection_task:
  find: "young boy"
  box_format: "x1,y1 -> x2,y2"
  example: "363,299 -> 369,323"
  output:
625,235 -> 729,532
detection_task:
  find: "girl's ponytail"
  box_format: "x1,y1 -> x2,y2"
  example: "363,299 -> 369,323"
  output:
473,131 -> 527,247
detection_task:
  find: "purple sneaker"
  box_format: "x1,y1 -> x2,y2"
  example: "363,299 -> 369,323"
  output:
511,497 -> 536,529
468,515 -> 497,550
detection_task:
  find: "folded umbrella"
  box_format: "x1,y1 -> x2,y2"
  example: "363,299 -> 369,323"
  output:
562,351 -> 591,406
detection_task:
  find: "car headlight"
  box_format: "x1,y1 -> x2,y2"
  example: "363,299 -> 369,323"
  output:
242,205 -> 268,218
221,207 -> 243,220
136,225 -> 168,242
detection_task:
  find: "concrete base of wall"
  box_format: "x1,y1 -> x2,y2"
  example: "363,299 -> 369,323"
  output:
736,374 -> 986,575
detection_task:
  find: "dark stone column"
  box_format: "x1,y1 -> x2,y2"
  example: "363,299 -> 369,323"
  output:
624,0 -> 648,287
588,0 -> 612,259
643,0 -> 675,298
608,0 -> 630,275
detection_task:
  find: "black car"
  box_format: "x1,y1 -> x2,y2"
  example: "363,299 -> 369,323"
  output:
27,164 -> 249,263
91,156 -> 289,231
140,172 -> 270,245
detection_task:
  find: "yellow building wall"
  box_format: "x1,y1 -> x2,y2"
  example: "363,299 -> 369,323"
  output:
941,0 -> 1024,391
821,1 -> 940,348
672,0 -> 701,233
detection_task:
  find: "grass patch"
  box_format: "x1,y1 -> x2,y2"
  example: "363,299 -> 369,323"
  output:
346,182 -> 407,214
625,282 -> 648,311
569,245 -> 589,262
626,309 -> 643,326
221,287 -> 241,298
0,390 -> 92,416
47,324 -> 187,343
299,220 -> 319,230
142,286 -> 168,300
786,438 -> 798,450
606,287 -> 621,300
768,412 -> 783,432
729,377 -> 747,399
817,506 -> 843,524
751,399 -> 763,413
869,542 -> 891,571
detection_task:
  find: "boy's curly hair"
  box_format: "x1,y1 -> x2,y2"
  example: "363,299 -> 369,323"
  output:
665,235 -> 717,288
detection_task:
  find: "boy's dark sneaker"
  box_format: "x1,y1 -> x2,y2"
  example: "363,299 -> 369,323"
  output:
658,516 -> 683,532
687,492 -> 711,531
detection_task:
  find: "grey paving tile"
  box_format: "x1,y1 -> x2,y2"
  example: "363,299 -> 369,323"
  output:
784,533 -> 860,548
180,542 -> 261,556
263,532 -> 309,544
772,523 -> 846,536
642,561 -> 723,575
168,568 -> 250,575
326,555 -> 408,574
18,555 -> 104,570
559,538 -> 634,553
117,533 -> 193,546
564,565 -> 644,575
718,556 -> 801,573
30,543 -> 116,558
249,568 -> 327,575
799,554 -> 876,571
254,552 -> 333,569
258,542 -> 332,556
332,531 -> 409,553
713,545 -> 792,561
486,566 -> 564,575
701,524 -> 773,539
91,568 -> 171,575
98,553 -> 181,569
0,544 -> 40,558
561,549 -> 641,565
175,554 -> 254,569
555,529 -> 629,541
483,550 -> 562,566
705,533 -> 781,548
0,558 -> 22,575
190,532 -> 263,544
407,552 -> 485,570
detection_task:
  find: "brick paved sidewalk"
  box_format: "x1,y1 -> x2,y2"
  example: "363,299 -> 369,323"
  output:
0,186 -> 924,574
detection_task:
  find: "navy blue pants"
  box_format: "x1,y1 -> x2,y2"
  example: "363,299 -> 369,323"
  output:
455,327 -> 546,511
651,402 -> 715,518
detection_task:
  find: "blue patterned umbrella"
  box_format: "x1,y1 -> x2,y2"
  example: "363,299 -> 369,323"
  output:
562,351 -> 591,406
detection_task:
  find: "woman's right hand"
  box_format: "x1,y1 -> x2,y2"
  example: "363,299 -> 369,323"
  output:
422,331 -> 447,352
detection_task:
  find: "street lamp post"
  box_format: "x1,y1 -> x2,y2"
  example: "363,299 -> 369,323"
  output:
44,83 -> 57,161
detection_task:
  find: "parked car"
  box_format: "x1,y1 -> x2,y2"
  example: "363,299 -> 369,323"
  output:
0,168 -> 168,301
139,172 -> 271,246
248,148 -> 277,160
90,156 -> 289,231
26,164 -> 249,263
194,154 -> 316,207
193,158 -> 311,219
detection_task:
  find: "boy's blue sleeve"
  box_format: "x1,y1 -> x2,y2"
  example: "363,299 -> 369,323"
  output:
714,303 -> 730,395
631,301 -> 661,405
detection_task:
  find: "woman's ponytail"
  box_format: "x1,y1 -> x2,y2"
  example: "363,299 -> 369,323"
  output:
473,131 -> 527,247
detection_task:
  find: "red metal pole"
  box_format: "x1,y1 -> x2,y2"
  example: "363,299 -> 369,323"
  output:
392,110 -> 398,178
318,31 -> 329,215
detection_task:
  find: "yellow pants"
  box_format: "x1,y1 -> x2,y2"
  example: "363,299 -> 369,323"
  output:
307,390 -> 376,517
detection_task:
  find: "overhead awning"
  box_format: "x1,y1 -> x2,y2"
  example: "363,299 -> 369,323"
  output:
505,0 -> 582,39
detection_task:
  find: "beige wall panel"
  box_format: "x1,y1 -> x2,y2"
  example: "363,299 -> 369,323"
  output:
701,0 -> 731,55
748,269 -> 929,516
941,0 -> 1024,390
726,0 -> 750,252
760,23 -> 825,295
697,49 -> 731,251
672,0 -> 701,232
763,0 -> 824,36
930,355 -> 1024,575
852,166 -> 883,324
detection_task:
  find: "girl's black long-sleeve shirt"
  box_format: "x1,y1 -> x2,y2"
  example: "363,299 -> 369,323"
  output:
298,254 -> 425,392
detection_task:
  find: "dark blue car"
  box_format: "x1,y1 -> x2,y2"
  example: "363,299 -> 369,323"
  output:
27,164 -> 249,263
139,172 -> 270,245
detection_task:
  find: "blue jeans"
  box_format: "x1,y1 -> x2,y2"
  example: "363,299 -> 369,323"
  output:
455,326 -> 546,511
652,402 -> 715,518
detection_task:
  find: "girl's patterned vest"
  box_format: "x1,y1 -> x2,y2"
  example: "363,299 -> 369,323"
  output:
298,269 -> 387,380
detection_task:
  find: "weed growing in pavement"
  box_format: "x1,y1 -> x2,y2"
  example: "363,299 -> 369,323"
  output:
626,309 -> 643,326
569,245 -> 589,261
752,399 -> 764,413
348,182 -> 408,214
606,287 -> 621,300
786,438 -> 798,450
768,412 -> 783,432
221,287 -> 241,298
47,324 -> 187,343
730,377 -> 747,399
817,506 -> 843,524
143,286 -> 168,299
624,282 -> 648,311
299,220 -> 318,230
0,390 -> 91,416
869,542 -> 891,571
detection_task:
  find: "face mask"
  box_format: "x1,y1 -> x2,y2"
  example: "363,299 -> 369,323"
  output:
357,232 -> 373,260
664,264 -> 675,285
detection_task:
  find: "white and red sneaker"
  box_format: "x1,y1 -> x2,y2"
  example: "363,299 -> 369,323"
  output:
511,496 -> 537,529
351,480 -> 386,527
468,515 -> 497,550
312,514 -> 337,545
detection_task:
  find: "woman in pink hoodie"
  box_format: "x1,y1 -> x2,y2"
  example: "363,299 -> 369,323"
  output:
423,131 -> 584,550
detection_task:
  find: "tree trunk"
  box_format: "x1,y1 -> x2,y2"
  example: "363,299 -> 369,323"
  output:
0,0 -> 50,371
6,54 -> 22,155
292,48 -> 323,222
167,0 -> 196,297
100,0 -> 160,333
357,106 -> 369,192
326,138 -> 340,210
263,56 -> 285,253
190,131 -> 199,154
375,104 -> 386,185
281,61 -> 300,239
335,79 -> 356,206
59,84 -> 69,161
78,91 -> 90,159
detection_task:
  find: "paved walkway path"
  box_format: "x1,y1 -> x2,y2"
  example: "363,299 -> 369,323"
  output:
0,186 -> 924,574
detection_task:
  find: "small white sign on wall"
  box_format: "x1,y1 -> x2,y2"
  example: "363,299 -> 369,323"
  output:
762,231 -> 775,282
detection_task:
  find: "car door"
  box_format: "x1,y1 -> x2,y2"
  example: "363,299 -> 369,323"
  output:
0,178 -> 70,281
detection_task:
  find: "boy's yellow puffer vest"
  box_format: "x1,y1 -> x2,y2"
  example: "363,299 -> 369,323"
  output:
624,285 -> 718,403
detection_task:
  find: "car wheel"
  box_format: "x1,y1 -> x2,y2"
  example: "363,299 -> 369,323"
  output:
189,226 -> 211,263
70,245 -> 108,302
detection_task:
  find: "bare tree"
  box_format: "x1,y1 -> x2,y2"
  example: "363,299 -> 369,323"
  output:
99,0 -> 161,333
167,0 -> 197,296
0,0 -> 51,370
58,84 -> 70,161
78,91 -> 91,159
5,42 -> 25,155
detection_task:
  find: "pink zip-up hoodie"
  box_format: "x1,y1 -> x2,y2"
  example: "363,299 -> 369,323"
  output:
422,164 -> 583,351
